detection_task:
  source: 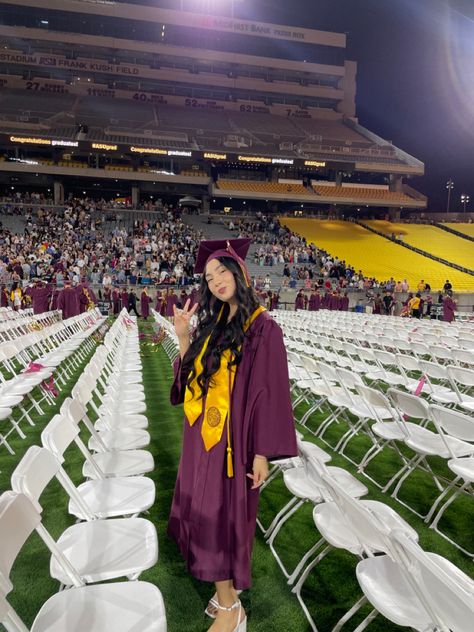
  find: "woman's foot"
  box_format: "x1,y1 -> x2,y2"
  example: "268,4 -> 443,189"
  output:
205,590 -> 242,619
208,600 -> 246,632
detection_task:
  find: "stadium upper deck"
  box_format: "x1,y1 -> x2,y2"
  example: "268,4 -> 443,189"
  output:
0,0 -> 425,208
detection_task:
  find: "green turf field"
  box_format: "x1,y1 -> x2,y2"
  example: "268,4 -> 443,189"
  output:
0,321 -> 472,632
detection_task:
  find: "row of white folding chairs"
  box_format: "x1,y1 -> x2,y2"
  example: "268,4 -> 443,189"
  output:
275,310 -> 474,351
0,311 -> 166,631
0,310 -> 62,341
282,442 -> 474,632
0,310 -> 105,455
282,317 -> 474,358
285,329 -> 473,404
286,353 -> 474,555
151,310 -> 180,364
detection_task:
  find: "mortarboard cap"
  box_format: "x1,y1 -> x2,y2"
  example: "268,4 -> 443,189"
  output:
194,238 -> 251,285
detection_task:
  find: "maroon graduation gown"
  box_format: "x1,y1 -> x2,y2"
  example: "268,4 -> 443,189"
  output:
121,290 -> 129,310
166,293 -> 178,317
340,295 -> 350,311
168,311 -> 298,590
443,297 -> 456,323
294,294 -> 305,311
1,286 -> 8,307
140,292 -> 152,318
31,285 -> 52,314
57,287 -> 80,319
112,289 -> 121,315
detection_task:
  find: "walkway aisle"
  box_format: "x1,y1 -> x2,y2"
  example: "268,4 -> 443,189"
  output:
139,325 -> 311,631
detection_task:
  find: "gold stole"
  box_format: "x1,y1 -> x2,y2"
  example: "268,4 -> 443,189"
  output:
184,305 -> 265,477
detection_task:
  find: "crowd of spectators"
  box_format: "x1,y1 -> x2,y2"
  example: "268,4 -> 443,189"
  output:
0,197 -> 203,294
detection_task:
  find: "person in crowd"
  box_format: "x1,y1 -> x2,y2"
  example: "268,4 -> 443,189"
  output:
10,282 -> 22,311
443,280 -> 452,292
340,291 -> 349,311
294,289 -> 305,311
127,288 -> 140,317
30,279 -> 52,315
382,291 -> 394,316
140,288 -> 152,320
409,292 -> 422,319
57,279 -> 80,319
121,288 -> 129,311
112,287 -> 121,315
443,290 -> 457,323
169,238 -> 297,631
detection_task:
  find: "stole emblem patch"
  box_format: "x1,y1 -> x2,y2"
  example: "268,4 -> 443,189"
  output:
207,406 -> 221,428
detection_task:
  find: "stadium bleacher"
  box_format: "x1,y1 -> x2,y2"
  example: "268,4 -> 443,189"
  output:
445,223 -> 474,239
281,218 -> 474,291
313,185 -> 415,204
216,179 -> 312,196
365,221 -> 474,271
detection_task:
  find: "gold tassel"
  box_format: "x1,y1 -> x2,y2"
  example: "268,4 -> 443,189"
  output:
226,411 -> 234,478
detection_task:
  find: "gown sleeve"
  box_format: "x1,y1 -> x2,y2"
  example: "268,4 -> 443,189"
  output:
170,357 -> 191,405
246,318 -> 298,462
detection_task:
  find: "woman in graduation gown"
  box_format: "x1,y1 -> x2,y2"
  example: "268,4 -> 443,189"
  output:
169,238 -> 297,632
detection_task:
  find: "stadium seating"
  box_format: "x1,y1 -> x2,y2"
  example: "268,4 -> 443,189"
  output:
365,221 -> 474,270
445,223 -> 474,239
217,180 -> 313,196
313,185 -> 414,204
281,219 -> 474,291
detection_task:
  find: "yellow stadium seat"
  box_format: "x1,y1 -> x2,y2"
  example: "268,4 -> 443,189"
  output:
366,221 -> 474,271
281,218 -> 474,292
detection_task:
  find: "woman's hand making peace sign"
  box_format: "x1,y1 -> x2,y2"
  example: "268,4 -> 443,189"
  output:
173,299 -> 198,357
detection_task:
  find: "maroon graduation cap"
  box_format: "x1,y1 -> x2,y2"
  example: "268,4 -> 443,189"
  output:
194,238 -> 251,286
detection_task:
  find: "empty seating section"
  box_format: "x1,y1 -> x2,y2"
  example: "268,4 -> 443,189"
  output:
446,223 -> 474,239
0,90 -> 408,166
313,185 -> 414,203
366,221 -> 474,271
281,219 -> 474,291
217,180 -> 311,195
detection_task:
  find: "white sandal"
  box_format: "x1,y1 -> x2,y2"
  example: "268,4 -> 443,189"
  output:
204,590 -> 242,619
213,599 -> 247,632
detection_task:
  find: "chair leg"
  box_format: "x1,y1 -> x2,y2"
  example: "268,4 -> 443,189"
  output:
263,496 -> 300,540
332,595 -> 368,632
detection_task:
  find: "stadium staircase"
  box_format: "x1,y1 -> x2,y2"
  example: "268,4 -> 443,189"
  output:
433,222 -> 474,243
357,220 -> 474,276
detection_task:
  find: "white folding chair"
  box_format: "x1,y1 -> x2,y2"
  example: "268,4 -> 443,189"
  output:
0,491 -> 167,632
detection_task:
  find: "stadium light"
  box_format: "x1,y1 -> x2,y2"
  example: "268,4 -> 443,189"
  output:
446,178 -> 454,213
461,194 -> 470,213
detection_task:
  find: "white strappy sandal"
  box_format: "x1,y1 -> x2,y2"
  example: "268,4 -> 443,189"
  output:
205,590 -> 242,619
213,599 -> 247,632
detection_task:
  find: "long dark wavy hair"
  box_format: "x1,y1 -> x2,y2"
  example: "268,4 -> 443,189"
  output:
182,256 -> 260,399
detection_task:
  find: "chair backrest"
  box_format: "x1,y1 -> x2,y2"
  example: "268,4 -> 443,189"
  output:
10,446 -> 60,513
395,352 -> 420,372
41,413 -> 79,460
429,404 -> 474,443
0,492 -> 40,582
447,365 -> 474,388
387,387 -> 430,421
320,474 -> 390,556
60,397 -> 87,427
418,360 -> 449,381
390,529 -> 474,632
335,366 -> 363,390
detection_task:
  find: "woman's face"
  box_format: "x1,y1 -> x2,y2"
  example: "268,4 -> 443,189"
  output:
205,258 -> 237,304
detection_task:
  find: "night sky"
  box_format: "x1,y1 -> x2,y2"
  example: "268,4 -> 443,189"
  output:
234,0 -> 474,211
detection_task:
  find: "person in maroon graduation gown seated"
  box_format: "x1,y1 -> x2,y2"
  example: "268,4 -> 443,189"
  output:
140,288 -> 152,320
443,291 -> 457,323
169,238 -> 297,632
57,280 -> 80,319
